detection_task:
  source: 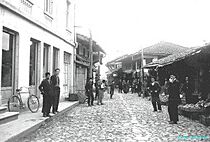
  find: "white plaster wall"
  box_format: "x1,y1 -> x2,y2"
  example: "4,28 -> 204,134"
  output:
0,0 -> 75,104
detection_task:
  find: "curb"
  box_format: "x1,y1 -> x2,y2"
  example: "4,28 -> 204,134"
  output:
5,101 -> 79,142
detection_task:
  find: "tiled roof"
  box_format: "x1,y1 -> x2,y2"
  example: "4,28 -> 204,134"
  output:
107,41 -> 188,67
143,46 -> 202,68
139,41 -> 188,55
106,54 -> 129,66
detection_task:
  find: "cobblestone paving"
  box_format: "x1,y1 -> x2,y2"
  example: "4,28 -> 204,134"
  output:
18,92 -> 210,142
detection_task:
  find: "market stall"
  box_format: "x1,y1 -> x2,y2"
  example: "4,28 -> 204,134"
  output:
143,44 -> 210,126
178,100 -> 210,126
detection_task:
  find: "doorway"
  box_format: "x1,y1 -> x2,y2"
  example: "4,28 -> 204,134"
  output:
29,39 -> 40,96
1,29 -> 17,104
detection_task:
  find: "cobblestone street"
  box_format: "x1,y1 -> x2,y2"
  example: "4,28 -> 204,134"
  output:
19,92 -> 210,142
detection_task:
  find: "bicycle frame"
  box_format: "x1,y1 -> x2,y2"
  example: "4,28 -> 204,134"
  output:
15,87 -> 32,106
15,89 -> 24,106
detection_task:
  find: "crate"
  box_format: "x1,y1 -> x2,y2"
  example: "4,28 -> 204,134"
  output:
77,92 -> 87,104
199,115 -> 210,126
190,112 -> 201,120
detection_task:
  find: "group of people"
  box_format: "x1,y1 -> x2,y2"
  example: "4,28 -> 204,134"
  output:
85,78 -> 107,106
38,67 -> 193,124
39,68 -> 61,117
118,79 -> 141,95
147,75 -> 192,124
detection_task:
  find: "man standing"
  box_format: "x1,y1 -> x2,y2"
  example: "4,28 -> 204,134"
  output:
168,75 -> 181,124
181,76 -> 193,104
39,72 -> 53,117
51,68 -> 60,114
137,79 -> 142,97
118,79 -> 122,93
110,81 -> 115,99
85,78 -> 94,106
148,77 -> 162,112
131,80 -> 136,94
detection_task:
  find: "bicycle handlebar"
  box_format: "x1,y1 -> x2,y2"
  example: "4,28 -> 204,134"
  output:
16,86 -> 32,92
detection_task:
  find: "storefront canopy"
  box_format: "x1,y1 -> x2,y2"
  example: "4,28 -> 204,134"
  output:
142,46 -> 204,69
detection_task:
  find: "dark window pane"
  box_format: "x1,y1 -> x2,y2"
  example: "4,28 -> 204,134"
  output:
43,44 -> 49,76
29,40 -> 38,86
53,47 -> 59,71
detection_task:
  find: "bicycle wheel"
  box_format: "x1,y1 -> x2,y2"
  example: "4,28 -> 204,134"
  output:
8,96 -> 21,112
28,95 -> 40,113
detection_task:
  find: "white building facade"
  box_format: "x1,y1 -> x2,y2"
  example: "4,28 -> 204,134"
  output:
0,0 -> 76,105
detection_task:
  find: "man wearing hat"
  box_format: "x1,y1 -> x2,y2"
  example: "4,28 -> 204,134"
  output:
167,75 -> 181,124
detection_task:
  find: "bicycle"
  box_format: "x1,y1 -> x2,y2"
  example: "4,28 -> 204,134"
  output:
8,87 -> 40,113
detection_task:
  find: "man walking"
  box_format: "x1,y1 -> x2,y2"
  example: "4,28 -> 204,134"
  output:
39,72 -> 53,117
168,75 -> 181,124
51,68 -> 60,114
110,81 -> 115,99
148,77 -> 162,112
95,80 -> 99,100
85,78 -> 94,106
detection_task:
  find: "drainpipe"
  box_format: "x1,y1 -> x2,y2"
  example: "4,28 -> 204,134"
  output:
73,3 -> 77,93
89,29 -> 93,79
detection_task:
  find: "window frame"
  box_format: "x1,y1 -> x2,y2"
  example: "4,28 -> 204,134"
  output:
53,47 -> 60,72
44,0 -> 53,18
43,43 -> 50,77
63,52 -> 71,93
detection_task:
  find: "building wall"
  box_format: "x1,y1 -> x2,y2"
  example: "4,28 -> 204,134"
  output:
0,0 -> 75,105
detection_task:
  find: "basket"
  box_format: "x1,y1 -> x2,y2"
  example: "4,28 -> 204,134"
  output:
178,106 -> 204,120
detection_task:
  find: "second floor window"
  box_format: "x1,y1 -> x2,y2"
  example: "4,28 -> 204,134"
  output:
45,0 -> 53,16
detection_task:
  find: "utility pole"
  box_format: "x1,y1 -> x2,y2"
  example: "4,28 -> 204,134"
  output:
89,29 -> 93,79
141,47 -> 144,97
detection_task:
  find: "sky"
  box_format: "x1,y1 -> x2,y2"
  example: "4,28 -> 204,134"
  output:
75,0 -> 210,78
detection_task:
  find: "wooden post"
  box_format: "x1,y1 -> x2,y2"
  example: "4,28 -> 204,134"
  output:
141,48 -> 145,97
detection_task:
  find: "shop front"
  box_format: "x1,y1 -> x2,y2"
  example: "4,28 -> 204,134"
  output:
144,45 -> 210,125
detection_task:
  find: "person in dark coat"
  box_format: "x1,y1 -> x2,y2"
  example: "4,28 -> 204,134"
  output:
122,80 -> 127,93
168,75 -> 181,124
85,78 -> 94,106
110,81 -> 115,99
131,80 -> 136,94
148,77 -> 162,112
181,76 -> 193,104
118,79 -> 123,93
136,79 -> 142,97
95,80 -> 99,100
51,68 -> 60,114
39,72 -> 53,117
